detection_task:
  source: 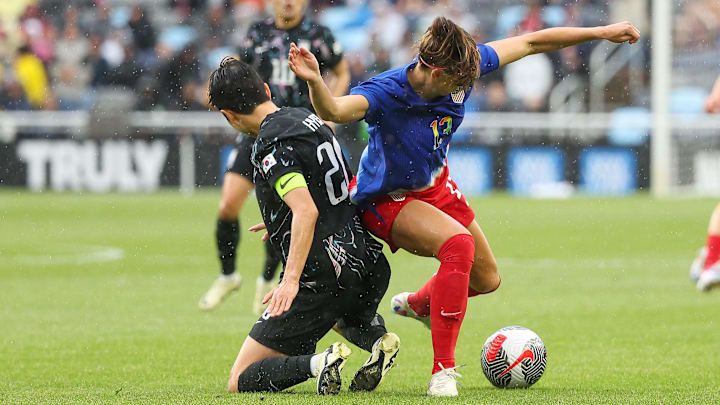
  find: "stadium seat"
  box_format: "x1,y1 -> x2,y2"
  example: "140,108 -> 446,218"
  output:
495,6 -> 526,39
607,107 -> 650,146
670,87 -> 708,115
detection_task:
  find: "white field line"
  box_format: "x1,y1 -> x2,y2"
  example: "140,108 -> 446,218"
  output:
12,245 -> 125,265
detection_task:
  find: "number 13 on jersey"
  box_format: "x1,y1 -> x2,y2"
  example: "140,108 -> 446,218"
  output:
430,117 -> 452,150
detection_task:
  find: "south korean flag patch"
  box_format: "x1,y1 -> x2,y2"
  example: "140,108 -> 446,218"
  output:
262,153 -> 277,174
451,89 -> 465,104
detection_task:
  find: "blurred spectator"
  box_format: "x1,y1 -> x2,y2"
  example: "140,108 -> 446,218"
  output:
1,0 -> 641,113
0,72 -> 32,111
128,6 -> 157,69
14,45 -> 48,109
675,0 -> 720,48
154,45 -> 201,110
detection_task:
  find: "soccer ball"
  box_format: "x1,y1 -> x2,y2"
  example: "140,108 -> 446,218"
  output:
481,326 -> 547,388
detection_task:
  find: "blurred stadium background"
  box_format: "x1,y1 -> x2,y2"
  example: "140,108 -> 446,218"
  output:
1,0 -> 719,196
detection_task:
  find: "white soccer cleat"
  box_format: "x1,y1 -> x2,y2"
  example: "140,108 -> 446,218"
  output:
690,247 -> 707,283
427,363 -> 464,397
315,342 -> 352,395
697,265 -> 720,292
253,276 -> 276,315
198,274 -> 242,311
349,332 -> 400,392
391,292 -> 431,329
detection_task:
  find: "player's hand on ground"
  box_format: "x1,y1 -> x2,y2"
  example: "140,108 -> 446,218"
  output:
601,21 -> 640,44
705,95 -> 720,114
263,279 -> 299,317
249,222 -> 269,242
288,42 -> 322,82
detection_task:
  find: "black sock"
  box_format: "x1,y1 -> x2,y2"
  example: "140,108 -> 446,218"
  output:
216,218 -> 239,275
337,313 -> 387,352
262,241 -> 281,281
236,354 -> 314,392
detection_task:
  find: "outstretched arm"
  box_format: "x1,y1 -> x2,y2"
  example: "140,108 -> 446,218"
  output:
289,43 -> 369,123
487,21 -> 641,67
705,74 -> 720,114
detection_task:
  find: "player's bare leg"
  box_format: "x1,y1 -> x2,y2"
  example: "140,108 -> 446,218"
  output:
390,199 -> 474,396
199,172 -> 253,310
465,220 -> 501,294
228,336 -> 351,395
697,203 -> 720,291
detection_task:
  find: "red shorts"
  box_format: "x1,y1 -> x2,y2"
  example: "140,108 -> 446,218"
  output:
354,167 -> 475,252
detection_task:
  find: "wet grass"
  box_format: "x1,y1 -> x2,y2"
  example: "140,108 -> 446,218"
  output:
1,191 -> 719,404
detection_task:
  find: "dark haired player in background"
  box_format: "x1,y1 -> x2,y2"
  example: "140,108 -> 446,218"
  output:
199,0 -> 350,312
207,57 -> 398,394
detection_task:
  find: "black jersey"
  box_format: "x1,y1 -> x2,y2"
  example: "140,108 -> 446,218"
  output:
251,107 -> 382,289
240,17 -> 343,110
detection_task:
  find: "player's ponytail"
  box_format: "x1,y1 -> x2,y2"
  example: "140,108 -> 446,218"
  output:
416,17 -> 480,89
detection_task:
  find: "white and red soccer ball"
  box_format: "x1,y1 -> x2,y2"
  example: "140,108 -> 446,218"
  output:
481,326 -> 547,388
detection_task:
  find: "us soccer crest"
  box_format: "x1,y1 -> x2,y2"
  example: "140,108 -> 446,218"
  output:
451,89 -> 465,104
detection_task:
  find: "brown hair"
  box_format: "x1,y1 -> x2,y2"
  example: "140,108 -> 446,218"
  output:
416,17 -> 480,89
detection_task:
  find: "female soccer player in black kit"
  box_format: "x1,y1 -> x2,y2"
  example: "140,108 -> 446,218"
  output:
208,57 -> 398,395
199,0 -> 350,312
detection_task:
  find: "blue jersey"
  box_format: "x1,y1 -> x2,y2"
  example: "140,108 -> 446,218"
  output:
348,44 -> 500,207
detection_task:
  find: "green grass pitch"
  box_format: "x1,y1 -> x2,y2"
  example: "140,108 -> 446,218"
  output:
2,191 -> 720,404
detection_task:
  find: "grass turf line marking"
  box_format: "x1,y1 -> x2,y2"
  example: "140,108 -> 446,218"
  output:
12,244 -> 125,265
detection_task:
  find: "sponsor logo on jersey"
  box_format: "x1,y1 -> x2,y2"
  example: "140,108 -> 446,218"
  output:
262,153 -> 277,173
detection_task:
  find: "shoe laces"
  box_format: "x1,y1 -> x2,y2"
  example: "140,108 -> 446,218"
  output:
436,363 -> 466,387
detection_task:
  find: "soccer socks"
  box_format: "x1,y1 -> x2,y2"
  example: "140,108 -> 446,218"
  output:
705,235 -> 720,270
216,218 -> 239,275
408,274 -> 435,317
409,270 -> 500,315
236,354 -> 314,392
336,313 -> 388,352
430,234 -> 475,374
262,241 -> 282,281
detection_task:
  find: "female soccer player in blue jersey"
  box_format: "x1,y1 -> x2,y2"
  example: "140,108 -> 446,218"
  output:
290,16 -> 640,396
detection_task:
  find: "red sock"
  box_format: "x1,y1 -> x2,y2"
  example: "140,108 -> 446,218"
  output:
408,274 -> 435,317
430,234 -> 475,374
411,270 -> 501,315
705,235 -> 720,270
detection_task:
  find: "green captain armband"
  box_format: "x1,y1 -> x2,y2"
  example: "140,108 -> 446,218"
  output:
275,172 -> 307,199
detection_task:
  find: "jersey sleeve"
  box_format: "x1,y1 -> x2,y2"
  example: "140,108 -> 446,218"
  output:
477,43 -> 500,76
314,26 -> 343,71
349,78 -> 386,123
253,140 -> 305,191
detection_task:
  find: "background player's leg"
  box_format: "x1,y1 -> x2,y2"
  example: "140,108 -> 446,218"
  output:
697,203 -> 720,291
391,200 -> 473,381
199,172 -> 254,310
254,242 -> 282,314
704,203 -> 720,269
